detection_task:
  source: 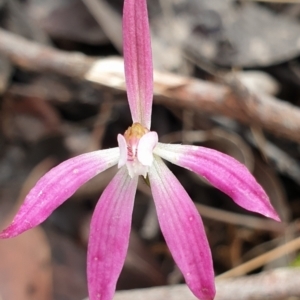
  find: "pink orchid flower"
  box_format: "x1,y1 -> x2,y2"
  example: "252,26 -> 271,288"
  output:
0,0 -> 280,299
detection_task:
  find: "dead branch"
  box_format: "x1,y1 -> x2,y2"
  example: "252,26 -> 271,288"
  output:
0,28 -> 300,142
215,268 -> 300,300
81,268 -> 300,300
0,28 -> 95,78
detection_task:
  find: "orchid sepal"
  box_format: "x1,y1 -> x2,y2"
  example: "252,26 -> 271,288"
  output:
87,167 -> 138,300
149,156 -> 215,300
123,0 -> 153,128
0,148 -> 120,238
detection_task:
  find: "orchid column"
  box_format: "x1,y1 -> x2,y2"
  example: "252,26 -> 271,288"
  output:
0,0 -> 280,300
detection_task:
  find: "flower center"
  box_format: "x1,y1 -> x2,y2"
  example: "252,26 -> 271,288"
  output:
124,123 -> 149,161
117,123 -> 158,178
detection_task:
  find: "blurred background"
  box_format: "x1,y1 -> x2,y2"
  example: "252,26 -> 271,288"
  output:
0,0 -> 300,299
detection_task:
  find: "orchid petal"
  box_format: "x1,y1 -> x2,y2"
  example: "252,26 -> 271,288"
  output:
154,143 -> 280,221
149,156 -> 215,300
0,148 -> 120,238
117,134 -> 127,168
123,0 -> 153,128
87,166 -> 138,300
137,131 -> 158,166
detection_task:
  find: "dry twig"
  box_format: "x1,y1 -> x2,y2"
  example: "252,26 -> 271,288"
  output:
217,236 -> 300,279
196,203 -> 284,233
82,268 -> 300,300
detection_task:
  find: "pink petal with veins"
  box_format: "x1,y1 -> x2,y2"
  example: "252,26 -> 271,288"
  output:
0,148 -> 120,238
87,166 -> 138,300
154,143 -> 280,221
137,131 -> 158,166
123,0 -> 153,128
149,157 -> 215,300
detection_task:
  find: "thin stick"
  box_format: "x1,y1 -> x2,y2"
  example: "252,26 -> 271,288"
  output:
217,236 -> 300,279
196,203 -> 285,233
